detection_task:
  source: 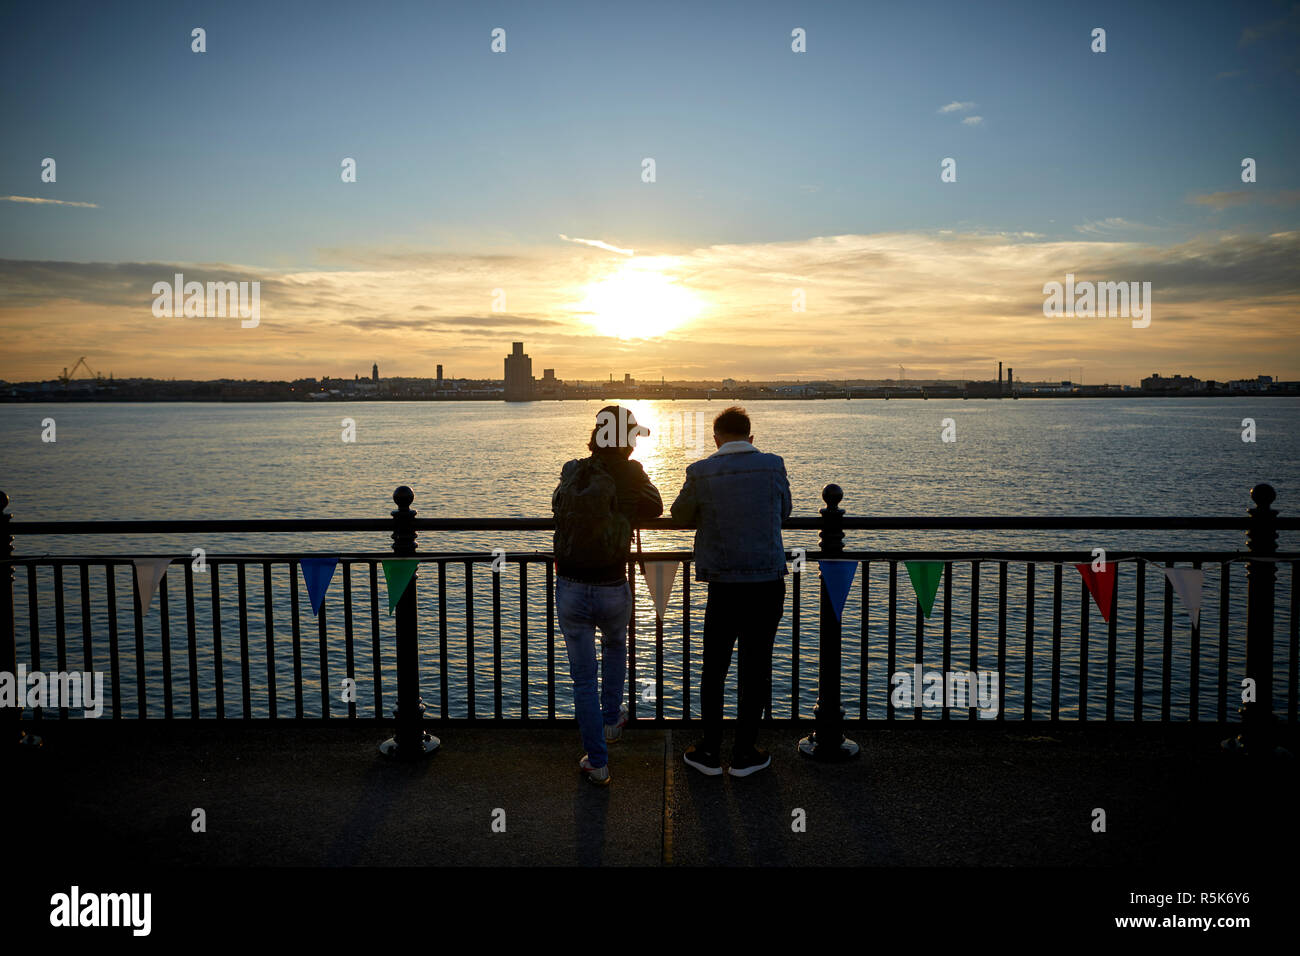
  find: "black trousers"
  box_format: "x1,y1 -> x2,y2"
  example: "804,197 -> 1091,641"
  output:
700,578 -> 786,755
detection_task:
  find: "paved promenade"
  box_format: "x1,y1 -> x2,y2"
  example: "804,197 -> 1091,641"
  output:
11,720 -> 1297,866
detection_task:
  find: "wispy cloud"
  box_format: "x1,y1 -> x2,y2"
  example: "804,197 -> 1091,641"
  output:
938,101 -> 977,113
1188,189 -> 1300,210
1264,189 -> 1300,206
1239,7 -> 1299,48
1073,217 -> 1163,236
558,234 -> 634,256
1,195 -> 99,208
961,115 -> 984,126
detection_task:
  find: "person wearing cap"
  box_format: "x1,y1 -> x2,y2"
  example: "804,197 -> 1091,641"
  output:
552,405 -> 662,785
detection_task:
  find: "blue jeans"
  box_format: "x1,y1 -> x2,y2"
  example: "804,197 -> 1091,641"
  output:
557,577 -> 632,769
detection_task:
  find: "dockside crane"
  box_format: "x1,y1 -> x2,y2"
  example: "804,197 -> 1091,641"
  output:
58,356 -> 105,386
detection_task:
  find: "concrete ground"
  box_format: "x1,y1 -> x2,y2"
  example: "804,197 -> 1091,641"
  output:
9,719 -> 1297,867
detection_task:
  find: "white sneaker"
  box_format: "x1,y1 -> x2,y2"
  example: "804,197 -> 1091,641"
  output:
579,755 -> 611,786
604,703 -> 629,743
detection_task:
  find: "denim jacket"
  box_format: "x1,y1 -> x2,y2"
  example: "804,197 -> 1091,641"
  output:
669,441 -> 792,582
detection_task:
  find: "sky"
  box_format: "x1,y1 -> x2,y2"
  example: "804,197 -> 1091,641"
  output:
1,0 -> 1298,385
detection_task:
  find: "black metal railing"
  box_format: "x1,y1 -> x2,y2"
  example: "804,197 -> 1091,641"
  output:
2,484 -> 1296,759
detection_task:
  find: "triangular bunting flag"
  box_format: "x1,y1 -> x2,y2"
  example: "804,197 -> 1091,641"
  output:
819,560 -> 857,622
904,561 -> 943,619
642,561 -> 679,621
1074,562 -> 1117,623
1164,567 -> 1205,628
133,558 -> 171,613
381,559 -> 419,615
301,557 -> 339,617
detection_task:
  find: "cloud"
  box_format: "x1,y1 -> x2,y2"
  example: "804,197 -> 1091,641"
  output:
2,229 -> 1297,383
312,247 -> 529,269
938,101 -> 977,113
1073,218 -> 1163,236
338,314 -> 564,331
961,115 -> 983,126
1,195 -> 98,208
1239,8 -> 1298,47
1188,189 -> 1300,210
1189,191 -> 1253,210
558,234 -> 634,256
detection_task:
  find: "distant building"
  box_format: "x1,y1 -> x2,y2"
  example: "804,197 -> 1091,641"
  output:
1227,375 -> 1274,392
436,364 -> 443,386
535,368 -> 560,396
1020,380 -> 1074,394
504,342 -> 534,401
372,363 -> 379,382
1142,373 -> 1203,391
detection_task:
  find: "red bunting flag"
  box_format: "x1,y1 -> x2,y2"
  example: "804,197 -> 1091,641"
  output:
1074,561 -> 1117,622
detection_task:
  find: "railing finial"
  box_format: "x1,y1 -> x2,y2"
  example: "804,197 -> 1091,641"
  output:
819,484 -> 845,556
1250,483 -> 1276,510
390,486 -> 417,557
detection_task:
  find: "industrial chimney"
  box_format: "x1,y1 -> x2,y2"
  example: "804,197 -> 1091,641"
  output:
998,362 -> 1003,395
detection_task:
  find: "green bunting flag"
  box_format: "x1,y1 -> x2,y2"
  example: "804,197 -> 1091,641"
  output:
904,561 -> 944,619
381,559 -> 419,615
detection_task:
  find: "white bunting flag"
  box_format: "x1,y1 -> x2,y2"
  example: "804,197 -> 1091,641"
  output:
642,561 -> 680,622
133,557 -> 172,613
1163,567 -> 1205,627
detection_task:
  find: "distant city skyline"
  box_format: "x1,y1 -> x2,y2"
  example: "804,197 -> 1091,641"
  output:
2,1 -> 1297,385
7,343 -> 1290,392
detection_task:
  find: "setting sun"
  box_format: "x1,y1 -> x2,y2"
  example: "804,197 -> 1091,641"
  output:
576,258 -> 704,339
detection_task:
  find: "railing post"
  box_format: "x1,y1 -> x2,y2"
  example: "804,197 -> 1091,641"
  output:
2,493 -> 17,743
1223,483 -> 1279,754
379,486 -> 439,760
799,484 -> 860,761
1,492 -> 35,748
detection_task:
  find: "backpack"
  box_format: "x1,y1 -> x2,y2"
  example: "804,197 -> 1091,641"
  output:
553,457 -> 631,568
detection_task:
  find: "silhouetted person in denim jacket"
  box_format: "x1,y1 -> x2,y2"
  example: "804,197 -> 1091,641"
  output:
671,406 -> 791,776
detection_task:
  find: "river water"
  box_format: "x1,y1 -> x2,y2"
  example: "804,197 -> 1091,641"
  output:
3,398 -> 1296,722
